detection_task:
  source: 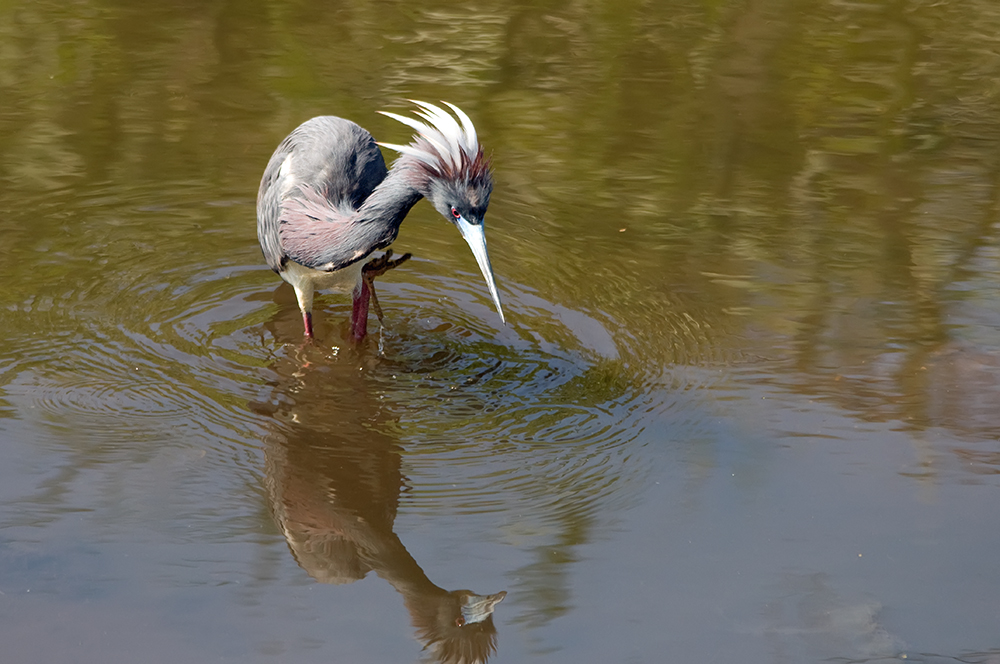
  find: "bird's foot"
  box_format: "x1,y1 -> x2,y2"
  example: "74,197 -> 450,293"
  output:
362,249 -> 412,279
361,250 -> 412,324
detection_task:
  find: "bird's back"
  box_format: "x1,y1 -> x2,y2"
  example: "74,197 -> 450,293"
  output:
257,116 -> 389,272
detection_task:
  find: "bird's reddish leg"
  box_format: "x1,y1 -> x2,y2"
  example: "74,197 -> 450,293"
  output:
350,250 -> 412,341
350,279 -> 371,341
302,311 -> 314,338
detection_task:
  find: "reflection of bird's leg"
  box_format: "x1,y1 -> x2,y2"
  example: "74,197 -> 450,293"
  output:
350,250 -> 412,340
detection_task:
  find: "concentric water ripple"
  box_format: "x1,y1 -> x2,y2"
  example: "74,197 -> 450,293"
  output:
0,179 -> 270,496
251,268 -> 726,531
1,173 -> 731,544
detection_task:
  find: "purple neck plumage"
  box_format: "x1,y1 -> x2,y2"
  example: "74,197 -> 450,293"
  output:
353,155 -> 431,229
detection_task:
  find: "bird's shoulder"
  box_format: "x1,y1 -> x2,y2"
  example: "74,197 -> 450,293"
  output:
287,117 -> 386,176
261,115 -> 389,207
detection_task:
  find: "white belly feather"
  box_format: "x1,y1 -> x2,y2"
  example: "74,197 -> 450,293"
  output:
280,258 -> 368,315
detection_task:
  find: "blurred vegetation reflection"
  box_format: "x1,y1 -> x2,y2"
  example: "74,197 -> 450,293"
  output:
2,0 -> 1000,458
1,0 -> 1000,660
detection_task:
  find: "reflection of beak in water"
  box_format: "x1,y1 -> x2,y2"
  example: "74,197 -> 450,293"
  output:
411,589 -> 506,664
459,590 -> 507,626
251,335 -> 505,664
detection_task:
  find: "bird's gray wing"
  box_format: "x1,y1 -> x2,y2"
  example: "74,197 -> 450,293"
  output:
257,140 -> 295,273
278,184 -> 398,271
258,117 -> 390,273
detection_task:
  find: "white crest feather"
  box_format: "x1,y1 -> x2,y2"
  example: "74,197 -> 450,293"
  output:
442,101 -> 478,150
378,101 -> 481,173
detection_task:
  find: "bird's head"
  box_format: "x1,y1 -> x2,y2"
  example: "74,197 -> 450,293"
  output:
378,101 -> 505,325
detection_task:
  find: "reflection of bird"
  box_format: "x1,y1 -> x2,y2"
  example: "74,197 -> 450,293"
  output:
253,339 -> 505,664
257,101 -> 505,340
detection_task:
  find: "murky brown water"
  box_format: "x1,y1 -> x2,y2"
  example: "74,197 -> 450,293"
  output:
2,1 -> 1000,662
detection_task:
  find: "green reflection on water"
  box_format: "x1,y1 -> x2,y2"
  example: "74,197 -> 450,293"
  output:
2,2 -> 1000,662
1,0 -> 999,486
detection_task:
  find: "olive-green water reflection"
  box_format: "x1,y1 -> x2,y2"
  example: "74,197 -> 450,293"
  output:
1,0 -> 1000,662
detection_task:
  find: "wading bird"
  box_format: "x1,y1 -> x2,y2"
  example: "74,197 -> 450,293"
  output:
257,101 -> 505,340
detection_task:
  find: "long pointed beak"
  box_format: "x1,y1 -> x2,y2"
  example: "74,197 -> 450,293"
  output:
454,216 -> 506,325
459,590 -> 507,624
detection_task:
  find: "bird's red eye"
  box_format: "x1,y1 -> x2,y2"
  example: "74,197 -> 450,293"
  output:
451,206 -> 461,219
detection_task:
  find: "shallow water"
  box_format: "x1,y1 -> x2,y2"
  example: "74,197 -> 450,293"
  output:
2,1 -> 1000,662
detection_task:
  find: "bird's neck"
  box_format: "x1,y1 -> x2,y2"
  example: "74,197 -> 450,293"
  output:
355,159 -> 426,227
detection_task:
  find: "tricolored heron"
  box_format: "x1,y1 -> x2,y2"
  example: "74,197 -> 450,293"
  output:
257,101 -> 505,340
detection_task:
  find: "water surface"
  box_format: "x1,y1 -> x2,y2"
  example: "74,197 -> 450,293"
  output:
2,1 -> 1000,662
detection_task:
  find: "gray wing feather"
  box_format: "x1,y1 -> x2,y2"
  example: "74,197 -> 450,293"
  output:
257,116 -> 389,272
